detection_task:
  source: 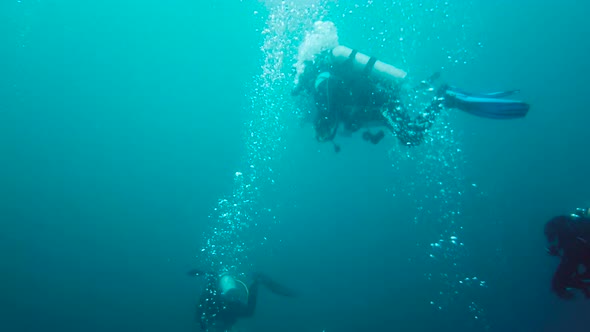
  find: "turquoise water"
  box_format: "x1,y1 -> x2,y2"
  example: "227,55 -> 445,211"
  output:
1,1 -> 589,331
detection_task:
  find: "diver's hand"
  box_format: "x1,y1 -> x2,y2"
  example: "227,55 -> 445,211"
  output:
556,288 -> 575,300
545,245 -> 560,256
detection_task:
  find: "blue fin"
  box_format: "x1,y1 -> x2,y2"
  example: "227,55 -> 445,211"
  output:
444,87 -> 530,119
446,86 -> 521,98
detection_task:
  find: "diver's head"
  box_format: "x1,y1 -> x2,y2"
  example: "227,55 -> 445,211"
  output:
294,21 -> 339,86
218,274 -> 249,304
545,216 -> 569,241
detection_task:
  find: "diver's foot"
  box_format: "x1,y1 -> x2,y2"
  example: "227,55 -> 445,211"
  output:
370,130 -> 385,144
362,130 -> 385,145
333,144 -> 341,153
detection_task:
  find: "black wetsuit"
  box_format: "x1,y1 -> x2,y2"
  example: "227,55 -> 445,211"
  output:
197,277 -> 260,332
545,215 -> 590,298
293,50 -> 445,146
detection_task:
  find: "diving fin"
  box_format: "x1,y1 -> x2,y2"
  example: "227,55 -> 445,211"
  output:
444,86 -> 521,98
443,86 -> 530,119
254,273 -> 298,297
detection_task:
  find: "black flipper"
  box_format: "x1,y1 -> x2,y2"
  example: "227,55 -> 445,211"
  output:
254,273 -> 298,297
443,86 -> 530,119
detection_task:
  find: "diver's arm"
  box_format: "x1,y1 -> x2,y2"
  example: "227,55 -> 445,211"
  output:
292,61 -> 319,96
292,73 -> 308,96
313,77 -> 340,143
314,105 -> 339,142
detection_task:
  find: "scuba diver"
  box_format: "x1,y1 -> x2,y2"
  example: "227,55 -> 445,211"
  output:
544,207 -> 590,299
188,269 -> 297,332
292,43 -> 530,152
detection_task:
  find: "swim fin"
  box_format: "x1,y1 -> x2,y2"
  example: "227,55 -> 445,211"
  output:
254,273 -> 298,297
443,86 -> 530,119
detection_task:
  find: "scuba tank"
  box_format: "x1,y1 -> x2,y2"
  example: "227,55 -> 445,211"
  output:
219,274 -> 249,304
331,45 -> 407,82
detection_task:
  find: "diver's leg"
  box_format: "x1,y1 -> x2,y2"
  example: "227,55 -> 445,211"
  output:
421,93 -> 446,125
383,93 -> 444,146
381,102 -> 421,146
574,263 -> 590,298
553,258 -> 584,299
441,85 -> 529,119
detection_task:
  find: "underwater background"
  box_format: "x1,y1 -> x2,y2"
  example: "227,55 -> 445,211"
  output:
1,0 -> 589,331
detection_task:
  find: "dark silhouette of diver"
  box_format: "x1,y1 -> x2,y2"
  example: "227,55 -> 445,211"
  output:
292,45 -> 530,152
188,269 -> 296,331
544,208 -> 590,299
